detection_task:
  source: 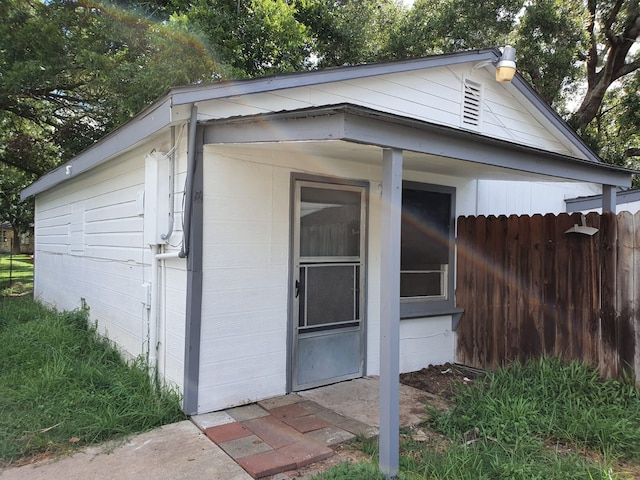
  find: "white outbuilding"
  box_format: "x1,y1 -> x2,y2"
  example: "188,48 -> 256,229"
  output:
22,48 -> 632,417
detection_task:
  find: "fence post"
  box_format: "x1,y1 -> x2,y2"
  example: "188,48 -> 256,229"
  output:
599,212 -> 618,379
616,212 -> 636,376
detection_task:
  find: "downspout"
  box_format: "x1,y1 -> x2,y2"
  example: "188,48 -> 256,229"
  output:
149,244 -> 160,381
180,104 -> 198,259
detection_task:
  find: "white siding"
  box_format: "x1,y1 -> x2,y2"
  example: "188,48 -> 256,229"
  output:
196,64 -> 576,158
34,136 -> 188,391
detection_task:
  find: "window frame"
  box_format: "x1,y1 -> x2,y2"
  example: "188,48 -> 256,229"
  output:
400,181 -> 457,319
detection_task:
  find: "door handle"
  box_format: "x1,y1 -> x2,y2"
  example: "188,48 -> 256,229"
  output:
295,280 -> 301,298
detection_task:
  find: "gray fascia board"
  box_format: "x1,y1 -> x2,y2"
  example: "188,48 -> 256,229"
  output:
21,98 -> 173,200
169,50 -> 500,106
202,105 -> 633,187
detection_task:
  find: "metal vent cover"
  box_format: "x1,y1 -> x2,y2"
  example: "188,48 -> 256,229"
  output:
461,78 -> 482,130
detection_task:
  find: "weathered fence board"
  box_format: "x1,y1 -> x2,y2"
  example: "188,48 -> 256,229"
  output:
456,211 -> 639,381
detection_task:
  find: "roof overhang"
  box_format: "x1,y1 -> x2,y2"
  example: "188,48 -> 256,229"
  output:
202,104 -> 634,187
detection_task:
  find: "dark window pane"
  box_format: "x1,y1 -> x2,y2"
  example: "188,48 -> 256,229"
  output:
400,270 -> 445,298
300,187 -> 361,257
400,188 -> 451,298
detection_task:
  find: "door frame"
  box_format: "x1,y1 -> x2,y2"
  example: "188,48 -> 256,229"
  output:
287,173 -> 369,392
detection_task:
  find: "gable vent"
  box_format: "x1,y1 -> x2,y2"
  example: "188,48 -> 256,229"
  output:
461,78 -> 483,130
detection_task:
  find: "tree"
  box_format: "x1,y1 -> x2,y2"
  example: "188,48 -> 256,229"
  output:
166,0 -> 311,77
580,71 -> 640,168
297,0 -> 404,68
0,0 -> 221,242
569,0 -> 640,131
512,0 -> 589,108
385,0 -> 525,59
0,0 -> 220,176
0,166 -> 35,254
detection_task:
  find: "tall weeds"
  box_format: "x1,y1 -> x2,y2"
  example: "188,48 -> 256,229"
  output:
429,357 -> 640,460
0,296 -> 185,465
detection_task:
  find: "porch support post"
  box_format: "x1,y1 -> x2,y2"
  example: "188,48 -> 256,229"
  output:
379,147 -> 402,478
602,184 -> 617,213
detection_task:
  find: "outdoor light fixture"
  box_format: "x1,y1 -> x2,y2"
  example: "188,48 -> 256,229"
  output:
473,46 -> 517,83
565,215 -> 599,236
495,46 -> 517,82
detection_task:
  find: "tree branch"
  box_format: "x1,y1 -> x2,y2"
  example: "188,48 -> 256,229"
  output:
586,0 -> 599,87
626,147 -> 640,157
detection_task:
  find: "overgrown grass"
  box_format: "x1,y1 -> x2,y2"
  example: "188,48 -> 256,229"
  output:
0,296 -> 186,466
429,357 -> 640,460
313,358 -> 640,479
0,254 -> 33,295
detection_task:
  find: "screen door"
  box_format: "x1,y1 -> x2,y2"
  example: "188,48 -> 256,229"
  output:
290,180 -> 367,391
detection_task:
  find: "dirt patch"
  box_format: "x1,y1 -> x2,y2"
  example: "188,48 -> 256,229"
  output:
399,362 -> 481,402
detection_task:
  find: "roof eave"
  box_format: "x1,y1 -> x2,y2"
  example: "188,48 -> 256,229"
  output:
167,49 -> 502,106
21,98 -> 173,201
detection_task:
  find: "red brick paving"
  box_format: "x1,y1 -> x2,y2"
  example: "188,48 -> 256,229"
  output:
279,413 -> 330,433
204,401 -> 341,478
267,403 -> 309,421
236,450 -> 297,479
204,422 -> 252,443
276,437 -> 334,468
241,415 -> 301,449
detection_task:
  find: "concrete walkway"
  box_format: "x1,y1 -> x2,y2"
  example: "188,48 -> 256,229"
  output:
1,377 -> 432,480
0,421 -> 252,480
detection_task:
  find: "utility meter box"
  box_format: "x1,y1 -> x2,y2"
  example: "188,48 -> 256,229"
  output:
143,152 -> 171,245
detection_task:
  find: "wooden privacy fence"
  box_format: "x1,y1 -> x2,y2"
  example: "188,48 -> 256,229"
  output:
455,211 -> 640,380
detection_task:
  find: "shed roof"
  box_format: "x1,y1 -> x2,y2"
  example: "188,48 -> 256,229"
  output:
21,48 -> 634,200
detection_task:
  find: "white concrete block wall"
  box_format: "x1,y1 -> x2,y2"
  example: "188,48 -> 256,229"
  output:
33,135 -> 189,391
199,150 -> 290,412
35,150 -> 148,357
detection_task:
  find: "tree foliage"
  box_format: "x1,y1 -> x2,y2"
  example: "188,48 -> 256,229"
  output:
298,0 -> 403,67
0,0 -> 220,241
159,0 -> 312,77
0,0 -> 220,174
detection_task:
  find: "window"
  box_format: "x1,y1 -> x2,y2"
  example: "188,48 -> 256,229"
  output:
400,182 -> 455,318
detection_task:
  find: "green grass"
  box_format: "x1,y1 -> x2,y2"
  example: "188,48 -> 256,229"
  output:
313,358 -> 640,480
0,296 -> 186,466
0,254 -> 34,295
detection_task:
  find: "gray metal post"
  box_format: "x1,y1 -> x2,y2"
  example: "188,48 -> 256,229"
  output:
602,184 -> 617,213
379,148 -> 402,478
